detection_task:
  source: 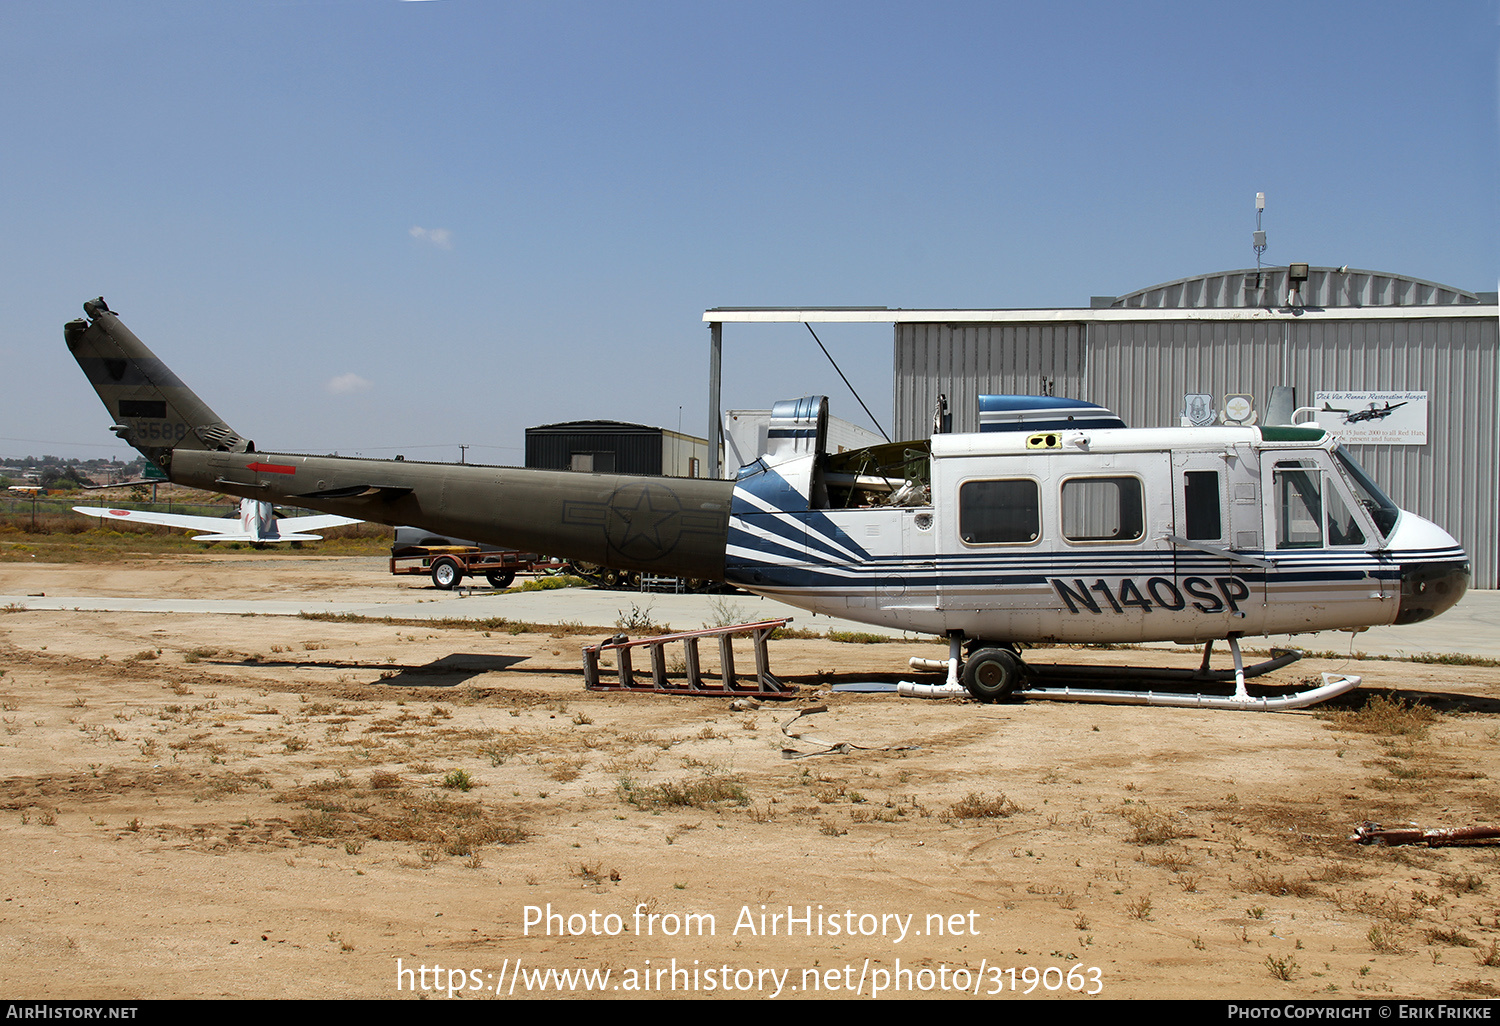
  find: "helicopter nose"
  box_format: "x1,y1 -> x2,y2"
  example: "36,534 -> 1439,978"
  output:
1396,558 -> 1470,625
1389,513 -> 1470,625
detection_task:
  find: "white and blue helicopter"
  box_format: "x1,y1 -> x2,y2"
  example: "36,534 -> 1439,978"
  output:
726,394 -> 1468,709
65,299 -> 1469,711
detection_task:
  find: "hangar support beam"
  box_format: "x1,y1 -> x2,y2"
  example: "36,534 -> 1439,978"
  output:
708,320 -> 721,478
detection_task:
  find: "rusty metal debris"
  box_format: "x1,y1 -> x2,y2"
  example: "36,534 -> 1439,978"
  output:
1350,821 -> 1500,847
779,704 -> 920,760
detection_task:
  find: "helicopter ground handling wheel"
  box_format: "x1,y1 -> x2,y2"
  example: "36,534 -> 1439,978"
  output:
961,646 -> 1026,702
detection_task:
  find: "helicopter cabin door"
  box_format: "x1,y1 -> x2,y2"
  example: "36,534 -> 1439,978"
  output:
1258,450 -> 1391,633
1169,449 -> 1267,638
1047,452 -> 1174,641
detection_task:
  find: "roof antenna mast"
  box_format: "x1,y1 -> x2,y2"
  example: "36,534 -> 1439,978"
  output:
1253,192 -> 1267,272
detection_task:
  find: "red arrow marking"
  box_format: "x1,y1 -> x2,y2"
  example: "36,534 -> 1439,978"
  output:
247,462 -> 297,475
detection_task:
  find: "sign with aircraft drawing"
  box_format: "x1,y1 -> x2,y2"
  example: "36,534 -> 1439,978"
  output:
1312,391 -> 1428,445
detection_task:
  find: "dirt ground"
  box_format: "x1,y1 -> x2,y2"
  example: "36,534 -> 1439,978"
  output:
1,555 -> 1498,1001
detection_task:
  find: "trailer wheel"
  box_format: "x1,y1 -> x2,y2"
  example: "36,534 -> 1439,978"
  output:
485,570 -> 515,589
962,648 -> 1023,702
431,558 -> 463,590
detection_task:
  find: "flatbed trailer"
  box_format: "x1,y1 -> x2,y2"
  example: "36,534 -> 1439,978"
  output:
389,545 -> 564,590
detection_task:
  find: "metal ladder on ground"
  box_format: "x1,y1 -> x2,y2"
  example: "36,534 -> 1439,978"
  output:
582,618 -> 795,696
638,574 -> 684,593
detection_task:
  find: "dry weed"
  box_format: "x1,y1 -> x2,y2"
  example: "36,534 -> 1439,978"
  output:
1265,954 -> 1298,981
945,792 -> 1022,821
617,773 -> 748,810
1121,804 -> 1184,845
1319,692 -> 1439,738
1246,868 -> 1322,898
1367,923 -> 1405,953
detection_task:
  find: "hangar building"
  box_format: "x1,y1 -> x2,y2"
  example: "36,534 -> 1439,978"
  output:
705,266 -> 1500,587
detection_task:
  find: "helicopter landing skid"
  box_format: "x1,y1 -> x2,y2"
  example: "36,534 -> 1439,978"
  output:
1015,671 -> 1361,711
899,637 -> 1362,711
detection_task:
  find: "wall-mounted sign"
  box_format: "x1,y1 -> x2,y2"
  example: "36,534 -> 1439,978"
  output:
1312,390 -> 1428,445
1221,394 -> 1256,426
1182,394 -> 1215,427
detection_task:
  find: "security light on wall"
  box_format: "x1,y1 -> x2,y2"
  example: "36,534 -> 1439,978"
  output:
1286,262 -> 1310,309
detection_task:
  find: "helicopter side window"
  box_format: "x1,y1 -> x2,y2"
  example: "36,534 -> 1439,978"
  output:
959,479 -> 1039,544
1061,476 -> 1144,543
1183,470 -> 1222,541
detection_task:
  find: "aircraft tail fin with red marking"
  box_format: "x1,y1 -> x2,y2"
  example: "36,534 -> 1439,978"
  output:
64,297 -> 253,473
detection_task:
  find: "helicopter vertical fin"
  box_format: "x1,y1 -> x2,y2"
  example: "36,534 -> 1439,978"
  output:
63,297 -> 253,474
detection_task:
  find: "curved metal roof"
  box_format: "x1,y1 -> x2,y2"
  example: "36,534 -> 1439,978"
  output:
1110,266 -> 1483,309
528,420 -> 658,432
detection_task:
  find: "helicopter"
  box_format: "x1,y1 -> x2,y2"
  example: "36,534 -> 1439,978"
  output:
64,298 -> 1469,710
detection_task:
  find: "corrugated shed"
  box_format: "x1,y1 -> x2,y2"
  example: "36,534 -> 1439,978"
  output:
525,421 -> 665,476
1083,315 -> 1497,588
524,421 -> 708,478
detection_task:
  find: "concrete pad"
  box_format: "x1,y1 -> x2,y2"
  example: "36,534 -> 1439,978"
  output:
1255,588 -> 1500,660
3,586 -> 1496,659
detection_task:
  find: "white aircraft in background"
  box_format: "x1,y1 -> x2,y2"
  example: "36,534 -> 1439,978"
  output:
73,498 -> 360,544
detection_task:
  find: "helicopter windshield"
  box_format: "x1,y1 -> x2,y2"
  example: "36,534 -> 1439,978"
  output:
1332,446 -> 1400,541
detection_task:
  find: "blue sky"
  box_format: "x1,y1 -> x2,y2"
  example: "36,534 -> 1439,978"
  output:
2,1 -> 1495,464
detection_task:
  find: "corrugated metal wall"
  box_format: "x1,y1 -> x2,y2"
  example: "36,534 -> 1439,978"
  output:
1284,316 -> 1498,592
1088,319 -> 1287,429
894,313 -> 1499,587
895,322 -> 1085,440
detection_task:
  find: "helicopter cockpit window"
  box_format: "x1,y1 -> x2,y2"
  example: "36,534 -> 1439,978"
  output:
1274,458 -> 1369,549
1326,486 -> 1365,547
1332,447 -> 1399,541
960,479 -> 1039,544
1274,461 -> 1323,548
1061,476 -> 1144,543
